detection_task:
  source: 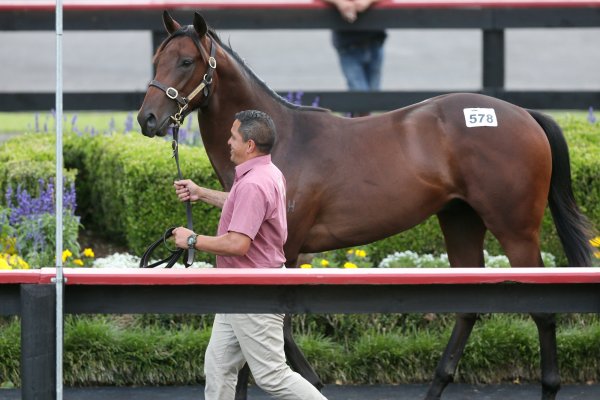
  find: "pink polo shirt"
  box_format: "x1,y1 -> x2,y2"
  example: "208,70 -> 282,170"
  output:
216,154 -> 287,268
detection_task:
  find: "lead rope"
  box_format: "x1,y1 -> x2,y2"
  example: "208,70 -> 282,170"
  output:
172,124 -> 195,267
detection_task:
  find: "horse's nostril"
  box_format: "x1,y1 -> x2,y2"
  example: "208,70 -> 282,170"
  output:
146,113 -> 157,129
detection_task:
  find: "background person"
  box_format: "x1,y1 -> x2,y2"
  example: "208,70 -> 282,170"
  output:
171,110 -> 327,400
323,0 -> 387,95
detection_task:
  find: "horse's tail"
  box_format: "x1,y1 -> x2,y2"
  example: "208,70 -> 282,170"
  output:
528,109 -> 594,267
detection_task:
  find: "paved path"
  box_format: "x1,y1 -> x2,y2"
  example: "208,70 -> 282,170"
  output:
3,384 -> 600,399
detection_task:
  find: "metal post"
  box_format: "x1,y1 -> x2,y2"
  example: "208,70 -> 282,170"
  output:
20,284 -> 56,400
55,1 -> 65,399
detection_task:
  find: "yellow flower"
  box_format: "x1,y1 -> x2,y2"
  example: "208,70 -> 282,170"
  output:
0,258 -> 11,270
1,253 -> 31,269
347,249 -> 355,255
62,249 -> 73,263
300,264 -> 312,269
0,237 -> 17,254
83,248 -> 95,258
594,251 -> 600,260
73,259 -> 84,266
590,237 -> 600,248
18,258 -> 30,269
355,249 -> 367,258
320,259 -> 330,267
343,262 -> 358,269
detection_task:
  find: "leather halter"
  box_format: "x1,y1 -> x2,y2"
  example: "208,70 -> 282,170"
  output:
148,37 -> 217,127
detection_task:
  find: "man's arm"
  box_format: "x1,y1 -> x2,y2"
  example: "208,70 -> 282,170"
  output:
173,227 -> 251,257
174,179 -> 228,208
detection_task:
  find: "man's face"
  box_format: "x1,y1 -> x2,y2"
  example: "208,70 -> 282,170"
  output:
227,120 -> 248,165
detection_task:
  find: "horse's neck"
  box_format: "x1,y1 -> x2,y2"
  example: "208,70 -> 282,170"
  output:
197,61 -> 294,190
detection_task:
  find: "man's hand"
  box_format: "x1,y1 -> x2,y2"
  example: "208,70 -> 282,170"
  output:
172,226 -> 195,250
174,179 -> 201,203
174,180 -> 229,208
324,0 -> 357,22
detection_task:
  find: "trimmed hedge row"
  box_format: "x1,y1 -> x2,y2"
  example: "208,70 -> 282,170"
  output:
63,134 -> 221,263
1,114 -> 598,265
0,134 -> 77,199
0,314 -> 598,386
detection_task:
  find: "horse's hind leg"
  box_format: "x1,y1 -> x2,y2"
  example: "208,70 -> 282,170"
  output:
495,234 -> 560,400
283,314 -> 324,390
426,204 -> 486,400
531,313 -> 560,400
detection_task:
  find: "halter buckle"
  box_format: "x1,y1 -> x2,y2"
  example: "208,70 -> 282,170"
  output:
166,87 -> 179,100
208,56 -> 217,69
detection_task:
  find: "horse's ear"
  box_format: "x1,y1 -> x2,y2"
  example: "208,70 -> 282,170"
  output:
163,10 -> 181,35
193,12 -> 208,38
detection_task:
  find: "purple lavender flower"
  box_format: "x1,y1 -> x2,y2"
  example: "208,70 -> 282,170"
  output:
64,182 -> 77,214
34,113 -> 39,133
588,106 -> 597,124
295,92 -> 304,106
312,96 -> 320,107
109,117 -> 116,132
5,185 -> 13,209
124,112 -> 134,133
286,92 -> 294,103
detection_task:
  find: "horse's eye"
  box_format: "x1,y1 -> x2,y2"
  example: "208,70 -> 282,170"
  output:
181,59 -> 194,68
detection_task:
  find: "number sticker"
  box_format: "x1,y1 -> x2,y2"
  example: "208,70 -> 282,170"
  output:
463,108 -> 498,127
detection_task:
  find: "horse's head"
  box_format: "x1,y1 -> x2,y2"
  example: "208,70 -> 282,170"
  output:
137,11 -> 217,137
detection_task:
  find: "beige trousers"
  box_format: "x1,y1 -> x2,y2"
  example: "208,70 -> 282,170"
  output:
204,313 -> 327,400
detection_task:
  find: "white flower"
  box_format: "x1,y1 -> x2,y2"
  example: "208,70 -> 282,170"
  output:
93,253 -> 213,269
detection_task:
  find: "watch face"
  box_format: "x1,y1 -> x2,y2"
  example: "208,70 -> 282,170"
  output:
187,234 -> 197,248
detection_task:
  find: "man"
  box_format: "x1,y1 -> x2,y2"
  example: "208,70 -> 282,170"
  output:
172,110 -> 327,400
323,0 -> 386,116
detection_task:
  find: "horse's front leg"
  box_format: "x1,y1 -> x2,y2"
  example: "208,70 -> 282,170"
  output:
283,314 -> 324,390
234,364 -> 250,400
531,313 -> 560,400
425,313 -> 478,400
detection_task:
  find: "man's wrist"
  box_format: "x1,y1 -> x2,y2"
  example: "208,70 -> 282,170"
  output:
187,233 -> 199,250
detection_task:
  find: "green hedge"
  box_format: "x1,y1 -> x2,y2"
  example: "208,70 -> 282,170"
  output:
1,114 -> 598,265
0,134 -> 77,198
1,314 -> 599,387
63,134 -> 221,263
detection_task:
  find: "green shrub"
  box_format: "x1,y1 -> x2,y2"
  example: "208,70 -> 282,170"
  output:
0,318 -> 20,388
1,314 -> 599,386
0,133 -> 76,198
64,133 -> 222,262
63,316 -> 210,386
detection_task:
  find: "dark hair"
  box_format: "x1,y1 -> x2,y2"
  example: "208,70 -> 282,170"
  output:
234,110 -> 276,154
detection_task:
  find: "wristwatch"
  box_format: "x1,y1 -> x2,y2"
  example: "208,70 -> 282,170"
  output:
187,233 -> 198,250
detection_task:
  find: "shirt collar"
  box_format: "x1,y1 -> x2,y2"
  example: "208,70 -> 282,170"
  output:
234,154 -> 271,181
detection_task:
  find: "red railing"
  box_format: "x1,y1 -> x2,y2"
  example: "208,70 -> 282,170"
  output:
2,266 -> 600,285
2,0 -> 600,11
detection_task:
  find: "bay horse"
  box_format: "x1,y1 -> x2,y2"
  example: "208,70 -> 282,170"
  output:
137,12 -> 593,400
